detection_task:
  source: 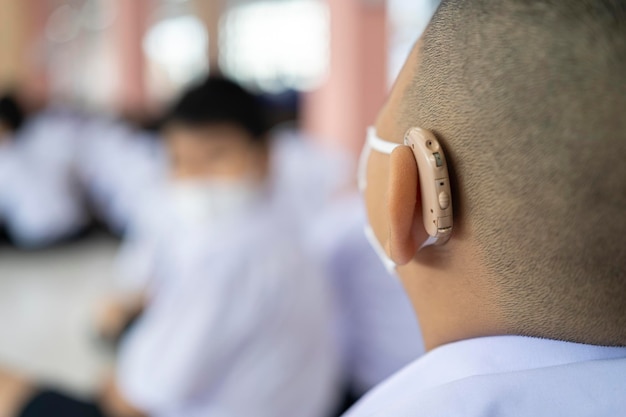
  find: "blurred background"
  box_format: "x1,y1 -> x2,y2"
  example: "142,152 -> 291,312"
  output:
0,0 -> 429,401
0,0 -> 432,153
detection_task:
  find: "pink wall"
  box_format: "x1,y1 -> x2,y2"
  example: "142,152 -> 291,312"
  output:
0,0 -> 50,109
23,0 -> 51,108
194,0 -> 225,72
114,0 -> 151,115
302,0 -> 388,157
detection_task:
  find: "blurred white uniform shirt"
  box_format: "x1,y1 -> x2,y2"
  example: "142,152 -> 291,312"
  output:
0,110 -> 88,247
113,183 -> 171,293
77,118 -> 166,233
345,336 -> 626,417
308,194 -> 423,395
117,196 -> 341,417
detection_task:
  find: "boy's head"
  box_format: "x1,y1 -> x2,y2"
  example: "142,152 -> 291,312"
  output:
363,0 -> 626,349
164,77 -> 270,182
0,94 -> 24,143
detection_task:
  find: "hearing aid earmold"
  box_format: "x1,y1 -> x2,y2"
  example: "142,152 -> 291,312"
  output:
404,127 -> 453,247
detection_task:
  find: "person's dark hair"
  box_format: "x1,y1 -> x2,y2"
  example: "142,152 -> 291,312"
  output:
166,77 -> 269,143
399,0 -> 626,345
0,94 -> 25,132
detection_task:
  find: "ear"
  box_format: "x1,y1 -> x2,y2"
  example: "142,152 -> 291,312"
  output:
387,145 -> 428,265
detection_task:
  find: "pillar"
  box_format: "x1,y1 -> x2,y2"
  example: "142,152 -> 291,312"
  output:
114,0 -> 151,115
302,0 -> 388,157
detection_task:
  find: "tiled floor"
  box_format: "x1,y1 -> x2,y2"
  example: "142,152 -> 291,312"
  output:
0,236 -> 119,394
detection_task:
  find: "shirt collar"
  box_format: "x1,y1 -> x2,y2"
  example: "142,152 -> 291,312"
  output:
402,335 -> 626,393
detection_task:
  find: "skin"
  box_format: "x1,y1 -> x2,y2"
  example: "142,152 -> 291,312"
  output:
94,294 -> 146,344
0,122 -> 11,144
165,123 -> 269,182
364,41 -> 505,352
0,123 -> 269,417
0,369 -> 32,417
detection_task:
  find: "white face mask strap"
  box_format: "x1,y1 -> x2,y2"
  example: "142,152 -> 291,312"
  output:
419,235 -> 439,250
358,139 -> 371,192
367,127 -> 401,155
364,224 -> 397,274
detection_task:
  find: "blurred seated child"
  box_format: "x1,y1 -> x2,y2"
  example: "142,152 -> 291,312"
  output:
0,77 -> 340,417
95,100 -> 353,346
346,1 -> 626,416
0,94 -> 89,249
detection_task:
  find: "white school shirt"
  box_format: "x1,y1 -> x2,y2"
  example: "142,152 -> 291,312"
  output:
307,194 -> 424,395
114,180 -> 200,294
113,184 -> 169,293
77,118 -> 166,233
0,166 -> 88,247
0,122 -> 88,248
117,197 -> 341,417
344,335 -> 626,417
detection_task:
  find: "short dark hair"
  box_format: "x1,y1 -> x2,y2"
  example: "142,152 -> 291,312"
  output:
166,77 -> 269,143
0,94 -> 25,132
400,0 -> 626,345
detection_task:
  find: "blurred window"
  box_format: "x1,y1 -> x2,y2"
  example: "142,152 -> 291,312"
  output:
143,14 -> 209,88
221,0 -> 329,93
43,1 -> 118,109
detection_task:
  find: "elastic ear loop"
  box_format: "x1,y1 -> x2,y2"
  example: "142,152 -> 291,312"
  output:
419,235 -> 439,249
364,224 -> 397,274
366,127 -> 441,252
367,127 -> 400,154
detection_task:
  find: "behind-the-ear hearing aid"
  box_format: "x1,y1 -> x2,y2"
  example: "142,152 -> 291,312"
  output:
404,127 -> 453,247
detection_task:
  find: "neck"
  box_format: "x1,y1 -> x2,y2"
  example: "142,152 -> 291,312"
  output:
398,243 -> 506,351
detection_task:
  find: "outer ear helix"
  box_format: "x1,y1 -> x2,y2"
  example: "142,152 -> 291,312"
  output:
387,145 -> 421,265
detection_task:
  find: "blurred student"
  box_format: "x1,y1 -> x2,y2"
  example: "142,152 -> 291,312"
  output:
347,1 -> 626,416
95,96 -> 352,343
0,94 -> 89,248
0,77 -> 340,417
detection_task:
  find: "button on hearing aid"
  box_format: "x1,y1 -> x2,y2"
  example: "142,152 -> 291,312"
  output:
438,192 -> 450,210
437,216 -> 453,229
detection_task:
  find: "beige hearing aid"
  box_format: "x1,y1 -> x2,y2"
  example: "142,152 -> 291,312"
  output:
404,127 -> 453,247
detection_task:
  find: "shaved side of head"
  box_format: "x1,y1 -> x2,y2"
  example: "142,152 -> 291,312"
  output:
400,0 -> 626,345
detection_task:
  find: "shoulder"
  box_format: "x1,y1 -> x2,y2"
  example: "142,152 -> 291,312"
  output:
346,357 -> 626,417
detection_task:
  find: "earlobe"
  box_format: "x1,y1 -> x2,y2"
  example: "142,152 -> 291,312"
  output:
387,146 -> 427,265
